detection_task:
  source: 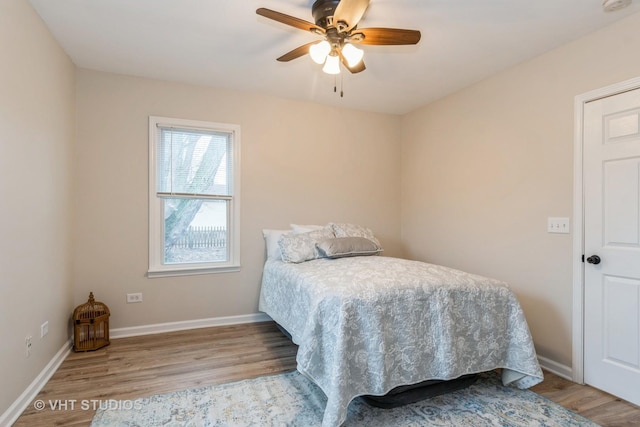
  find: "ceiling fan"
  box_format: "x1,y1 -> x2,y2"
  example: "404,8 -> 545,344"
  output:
256,0 -> 421,75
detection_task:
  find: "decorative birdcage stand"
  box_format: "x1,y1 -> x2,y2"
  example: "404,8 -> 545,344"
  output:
73,292 -> 110,352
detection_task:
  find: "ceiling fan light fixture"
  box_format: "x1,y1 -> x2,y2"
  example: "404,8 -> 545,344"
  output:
257,1 -> 421,81
342,43 -> 364,67
602,0 -> 632,11
309,40 -> 331,64
322,53 -> 341,74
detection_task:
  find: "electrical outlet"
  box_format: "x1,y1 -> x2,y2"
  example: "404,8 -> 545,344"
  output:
25,336 -> 32,358
40,321 -> 49,338
126,293 -> 143,303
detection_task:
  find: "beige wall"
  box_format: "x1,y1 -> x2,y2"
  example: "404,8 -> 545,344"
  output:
6,0 -> 640,416
74,69 -> 402,329
0,0 -> 76,416
401,11 -> 640,366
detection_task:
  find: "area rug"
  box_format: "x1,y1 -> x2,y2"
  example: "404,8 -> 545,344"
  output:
90,370 -> 597,426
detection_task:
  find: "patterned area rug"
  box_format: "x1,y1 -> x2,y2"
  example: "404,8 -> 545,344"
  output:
90,370 -> 597,426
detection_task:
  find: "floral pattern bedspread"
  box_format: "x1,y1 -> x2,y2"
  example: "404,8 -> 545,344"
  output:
259,256 -> 543,427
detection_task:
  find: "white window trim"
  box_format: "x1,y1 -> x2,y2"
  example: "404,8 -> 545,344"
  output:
147,116 -> 241,278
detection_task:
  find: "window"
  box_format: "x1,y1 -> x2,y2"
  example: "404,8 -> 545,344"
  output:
148,116 -> 240,277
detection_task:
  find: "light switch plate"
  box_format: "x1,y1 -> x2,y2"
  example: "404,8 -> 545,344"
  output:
548,217 -> 570,234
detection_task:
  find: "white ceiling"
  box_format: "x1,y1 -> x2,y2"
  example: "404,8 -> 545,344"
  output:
29,0 -> 640,115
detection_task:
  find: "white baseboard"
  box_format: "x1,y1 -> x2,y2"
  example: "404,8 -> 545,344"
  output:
112,319 -> 576,385
1,313 -> 272,426
0,339 -> 72,427
110,312 -> 272,339
537,355 -> 573,381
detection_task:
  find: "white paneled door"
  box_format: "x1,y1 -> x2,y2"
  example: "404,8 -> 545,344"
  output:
584,87 -> 640,405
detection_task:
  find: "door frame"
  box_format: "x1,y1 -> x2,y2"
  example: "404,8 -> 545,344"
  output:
572,75 -> 640,384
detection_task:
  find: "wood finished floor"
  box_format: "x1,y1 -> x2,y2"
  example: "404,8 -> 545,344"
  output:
14,321 -> 640,426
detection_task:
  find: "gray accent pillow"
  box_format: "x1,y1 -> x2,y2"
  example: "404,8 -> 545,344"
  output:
316,237 -> 383,259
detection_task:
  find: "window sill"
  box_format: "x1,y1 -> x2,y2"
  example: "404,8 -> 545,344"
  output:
147,264 -> 240,278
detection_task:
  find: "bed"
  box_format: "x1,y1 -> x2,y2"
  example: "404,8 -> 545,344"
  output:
259,224 -> 543,427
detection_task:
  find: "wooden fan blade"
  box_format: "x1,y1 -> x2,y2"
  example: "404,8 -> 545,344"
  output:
333,0 -> 370,33
256,8 -> 325,34
354,28 -> 421,45
338,50 -> 366,73
277,41 -> 317,62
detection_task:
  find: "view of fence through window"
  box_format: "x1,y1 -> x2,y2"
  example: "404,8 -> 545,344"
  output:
164,200 -> 228,263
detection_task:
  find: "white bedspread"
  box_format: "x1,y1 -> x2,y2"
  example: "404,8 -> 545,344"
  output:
259,256 -> 543,427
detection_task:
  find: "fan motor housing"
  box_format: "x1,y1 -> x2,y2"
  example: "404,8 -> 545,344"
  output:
312,0 -> 340,28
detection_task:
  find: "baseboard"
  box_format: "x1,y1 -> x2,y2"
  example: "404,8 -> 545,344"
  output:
110,312 -> 272,339
1,313 -> 272,425
0,339 -> 72,427
537,355 -> 573,381
112,318 -> 574,383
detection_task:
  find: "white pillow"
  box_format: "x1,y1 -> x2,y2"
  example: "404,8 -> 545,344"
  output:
290,224 -> 324,234
262,229 -> 291,261
278,227 -> 335,263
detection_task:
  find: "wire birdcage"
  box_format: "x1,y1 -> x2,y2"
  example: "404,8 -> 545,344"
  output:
73,292 -> 110,352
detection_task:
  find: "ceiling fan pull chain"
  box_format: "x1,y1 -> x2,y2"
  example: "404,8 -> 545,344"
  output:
340,74 -> 344,98
334,75 -> 337,93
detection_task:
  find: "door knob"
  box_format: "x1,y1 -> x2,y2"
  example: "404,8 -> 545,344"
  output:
586,255 -> 601,265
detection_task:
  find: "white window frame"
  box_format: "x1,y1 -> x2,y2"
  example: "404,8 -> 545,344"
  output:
148,116 -> 241,278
